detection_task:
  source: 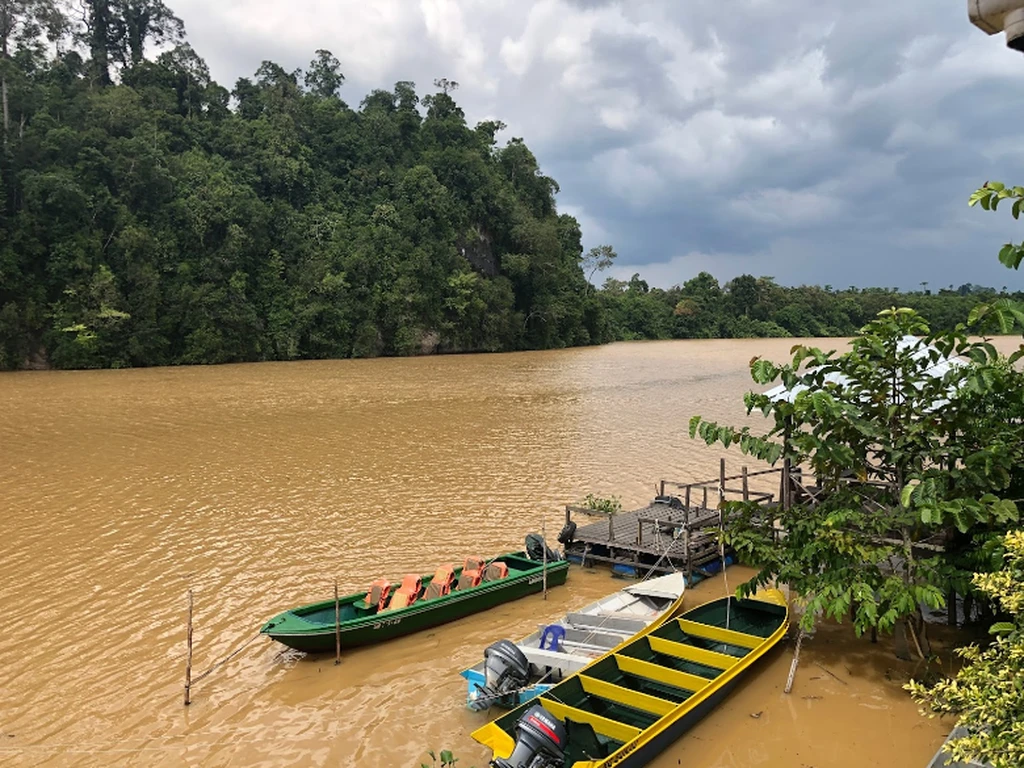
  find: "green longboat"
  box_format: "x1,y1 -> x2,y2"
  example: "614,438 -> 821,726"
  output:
472,589 -> 789,768
260,545 -> 569,654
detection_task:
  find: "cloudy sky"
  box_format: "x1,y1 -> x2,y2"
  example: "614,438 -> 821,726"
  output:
170,0 -> 1024,291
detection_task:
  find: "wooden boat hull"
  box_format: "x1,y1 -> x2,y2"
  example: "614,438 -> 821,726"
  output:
472,589 -> 789,768
261,552 -> 569,654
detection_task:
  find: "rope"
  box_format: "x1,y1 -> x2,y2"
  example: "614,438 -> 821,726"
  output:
470,669 -> 557,707
190,632 -> 263,686
569,518 -> 687,649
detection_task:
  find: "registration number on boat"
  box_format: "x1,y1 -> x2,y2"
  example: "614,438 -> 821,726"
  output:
372,618 -> 402,630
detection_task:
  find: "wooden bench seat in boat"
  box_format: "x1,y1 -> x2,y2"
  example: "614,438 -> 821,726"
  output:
520,646 -> 590,674
565,612 -> 649,635
675,619 -> 764,649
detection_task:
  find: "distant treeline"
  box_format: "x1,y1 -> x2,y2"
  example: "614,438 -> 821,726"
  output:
598,273 -> 1019,341
0,2 -> 1010,370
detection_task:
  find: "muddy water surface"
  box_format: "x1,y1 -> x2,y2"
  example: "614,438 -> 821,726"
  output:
2,338 -> 1012,767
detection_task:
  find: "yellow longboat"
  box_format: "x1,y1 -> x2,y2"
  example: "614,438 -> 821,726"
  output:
471,589 -> 789,768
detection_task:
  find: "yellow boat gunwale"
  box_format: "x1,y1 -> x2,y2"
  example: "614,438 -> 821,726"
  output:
471,589 -> 790,768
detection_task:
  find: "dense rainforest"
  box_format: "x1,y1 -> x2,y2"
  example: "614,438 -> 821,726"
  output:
0,1 -> 1015,371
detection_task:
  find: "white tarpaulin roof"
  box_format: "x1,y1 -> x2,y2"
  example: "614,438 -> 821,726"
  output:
763,335 -> 967,405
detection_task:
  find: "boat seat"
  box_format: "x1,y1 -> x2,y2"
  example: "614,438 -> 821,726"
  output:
364,578 -> 392,612
464,556 -> 486,573
425,564 -> 455,600
578,674 -> 676,717
457,569 -> 481,590
521,647 -> 589,675
567,613 -> 648,635
676,619 -> 763,650
540,624 -> 566,652
483,562 -> 508,582
385,574 -> 421,611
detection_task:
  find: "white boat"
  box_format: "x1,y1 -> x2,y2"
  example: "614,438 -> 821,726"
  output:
460,571 -> 686,711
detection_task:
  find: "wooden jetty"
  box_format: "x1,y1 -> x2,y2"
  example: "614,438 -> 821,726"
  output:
562,460 -> 786,583
562,457 -> 949,585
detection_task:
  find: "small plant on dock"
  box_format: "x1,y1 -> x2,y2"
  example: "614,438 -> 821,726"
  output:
906,530 -> 1024,768
579,493 -> 622,515
689,307 -> 1023,659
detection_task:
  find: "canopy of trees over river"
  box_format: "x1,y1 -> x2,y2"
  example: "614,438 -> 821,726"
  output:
0,1 -> 1018,370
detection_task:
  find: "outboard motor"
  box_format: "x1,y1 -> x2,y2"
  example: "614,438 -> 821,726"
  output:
492,705 -> 567,768
469,640 -> 530,712
525,533 -> 560,563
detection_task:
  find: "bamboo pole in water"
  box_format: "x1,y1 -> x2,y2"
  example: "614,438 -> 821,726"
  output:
184,589 -> 193,706
334,580 -> 341,666
785,629 -> 805,694
542,520 -> 548,600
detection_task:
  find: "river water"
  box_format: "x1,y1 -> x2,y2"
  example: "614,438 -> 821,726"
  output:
1,337 -> 1012,767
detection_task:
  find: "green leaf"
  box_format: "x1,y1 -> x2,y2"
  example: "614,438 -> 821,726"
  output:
901,483 -> 914,508
988,622 -> 1014,636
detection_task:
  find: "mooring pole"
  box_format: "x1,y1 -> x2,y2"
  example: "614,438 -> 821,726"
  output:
785,629 -> 805,694
334,579 -> 341,665
184,589 -> 194,706
542,520 -> 548,600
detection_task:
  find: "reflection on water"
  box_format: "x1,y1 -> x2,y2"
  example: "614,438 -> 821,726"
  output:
1,338 -> 1001,767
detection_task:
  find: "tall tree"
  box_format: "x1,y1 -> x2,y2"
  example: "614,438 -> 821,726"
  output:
0,0 -> 60,140
303,48 -> 343,98
112,0 -> 183,67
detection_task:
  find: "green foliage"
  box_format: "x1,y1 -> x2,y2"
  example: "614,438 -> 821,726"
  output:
579,493 -> 622,515
906,531 -> 1024,768
690,308 -> 1022,654
0,2 -> 607,369
596,270 -> 1012,344
421,749 -> 469,768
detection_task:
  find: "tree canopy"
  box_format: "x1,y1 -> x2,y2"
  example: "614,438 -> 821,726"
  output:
0,0 -> 611,369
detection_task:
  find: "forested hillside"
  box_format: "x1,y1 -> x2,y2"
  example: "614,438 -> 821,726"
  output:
0,1 -> 607,369
0,1 -> 1011,370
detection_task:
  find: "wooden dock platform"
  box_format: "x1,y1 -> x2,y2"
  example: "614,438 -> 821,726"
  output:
561,461 -> 782,583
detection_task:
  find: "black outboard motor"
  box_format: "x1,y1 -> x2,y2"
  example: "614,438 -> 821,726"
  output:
525,533 -> 560,563
469,640 -> 531,712
492,705 -> 567,768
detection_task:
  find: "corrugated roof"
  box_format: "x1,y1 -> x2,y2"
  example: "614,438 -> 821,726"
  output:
763,335 -> 967,407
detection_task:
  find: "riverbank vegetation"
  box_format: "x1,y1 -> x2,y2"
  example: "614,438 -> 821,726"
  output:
0,2 -> 1018,371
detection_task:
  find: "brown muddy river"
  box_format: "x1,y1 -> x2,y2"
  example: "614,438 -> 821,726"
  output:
1,337 -> 1015,767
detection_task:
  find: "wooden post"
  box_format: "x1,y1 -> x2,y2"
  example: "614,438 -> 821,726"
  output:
184,589 -> 193,706
660,480 -> 665,497
719,458 -> 726,506
565,506 -> 570,526
702,486 -> 708,509
334,580 -> 342,665
542,520 -> 548,600
782,458 -> 792,510
608,511 -> 614,542
683,492 -> 691,583
784,629 -> 805,694
742,466 -> 749,501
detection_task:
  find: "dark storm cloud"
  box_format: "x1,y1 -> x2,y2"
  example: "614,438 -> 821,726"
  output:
169,0 -> 1024,290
